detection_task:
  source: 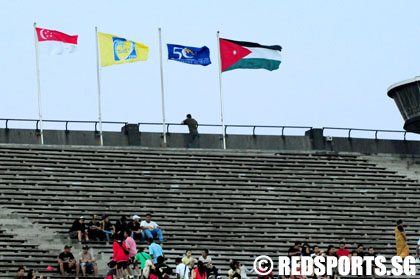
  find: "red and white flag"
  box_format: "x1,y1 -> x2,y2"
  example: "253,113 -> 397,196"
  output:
35,27 -> 78,55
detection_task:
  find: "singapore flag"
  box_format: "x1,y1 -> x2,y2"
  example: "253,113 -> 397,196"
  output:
35,27 -> 78,55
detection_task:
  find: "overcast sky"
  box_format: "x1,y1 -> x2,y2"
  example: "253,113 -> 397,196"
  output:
0,0 -> 419,139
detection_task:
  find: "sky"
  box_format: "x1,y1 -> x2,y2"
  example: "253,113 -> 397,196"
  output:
0,0 -> 419,139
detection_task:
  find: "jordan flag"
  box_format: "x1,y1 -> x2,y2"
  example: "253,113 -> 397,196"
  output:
35,27 -> 78,55
219,38 -> 282,72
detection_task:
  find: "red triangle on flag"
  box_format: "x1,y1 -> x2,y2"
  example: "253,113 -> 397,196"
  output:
219,39 -> 251,72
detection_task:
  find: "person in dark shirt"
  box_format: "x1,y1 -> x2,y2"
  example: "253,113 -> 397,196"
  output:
58,245 -> 79,277
127,215 -> 143,241
288,242 -> 302,258
155,256 -> 173,279
106,260 -> 118,279
88,214 -> 104,241
181,114 -> 199,148
102,215 -> 115,241
15,266 -> 25,279
69,216 -> 89,242
114,216 -> 128,240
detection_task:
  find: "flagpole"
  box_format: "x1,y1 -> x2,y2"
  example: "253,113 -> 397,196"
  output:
33,23 -> 44,145
217,31 -> 226,150
95,27 -> 104,146
158,27 -> 167,146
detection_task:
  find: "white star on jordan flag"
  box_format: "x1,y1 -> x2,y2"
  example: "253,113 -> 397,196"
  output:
35,27 -> 78,55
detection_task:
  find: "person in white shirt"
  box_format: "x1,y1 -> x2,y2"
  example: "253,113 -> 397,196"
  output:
176,257 -> 190,279
140,213 -> 164,242
198,249 -> 220,279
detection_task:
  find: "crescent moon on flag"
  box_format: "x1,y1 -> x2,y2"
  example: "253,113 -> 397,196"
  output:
40,29 -> 47,40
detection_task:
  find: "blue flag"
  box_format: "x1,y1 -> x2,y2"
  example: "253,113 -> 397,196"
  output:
167,44 -> 211,66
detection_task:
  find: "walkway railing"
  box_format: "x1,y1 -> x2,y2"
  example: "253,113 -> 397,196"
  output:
0,118 -> 417,140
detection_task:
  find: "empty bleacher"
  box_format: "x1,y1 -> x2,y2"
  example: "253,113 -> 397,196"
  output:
0,144 -> 419,278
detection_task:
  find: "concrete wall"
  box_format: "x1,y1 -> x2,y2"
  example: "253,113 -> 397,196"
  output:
0,127 -> 419,155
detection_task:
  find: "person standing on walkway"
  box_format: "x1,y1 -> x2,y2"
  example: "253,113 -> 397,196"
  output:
181,114 -> 198,148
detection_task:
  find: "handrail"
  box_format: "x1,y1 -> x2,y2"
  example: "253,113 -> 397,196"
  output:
0,118 -> 418,140
322,127 -> 412,141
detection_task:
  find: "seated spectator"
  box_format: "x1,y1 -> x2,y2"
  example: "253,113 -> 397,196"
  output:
112,234 -> 133,279
301,245 -> 311,257
147,238 -> 164,264
324,245 -> 337,279
336,242 -> 349,258
288,242 -> 302,259
199,249 -> 220,279
134,247 -> 152,278
106,260 -> 118,279
114,215 -> 128,240
310,246 -> 321,257
88,214 -> 104,241
79,245 -> 97,277
193,261 -> 207,279
16,266 -> 25,279
368,247 -> 377,278
228,261 -> 241,279
155,255 -> 173,279
26,269 -> 43,279
182,249 -> 196,270
58,245 -> 79,277
69,216 -> 89,242
102,215 -> 115,242
141,214 -> 164,242
128,215 -> 143,241
176,257 -> 190,279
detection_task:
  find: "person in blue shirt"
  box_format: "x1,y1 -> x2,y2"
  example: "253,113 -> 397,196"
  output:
147,238 -> 164,264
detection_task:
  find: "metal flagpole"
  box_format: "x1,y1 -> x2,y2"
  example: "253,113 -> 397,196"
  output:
158,27 -> 167,146
33,22 -> 44,145
217,31 -> 226,149
95,27 -> 104,146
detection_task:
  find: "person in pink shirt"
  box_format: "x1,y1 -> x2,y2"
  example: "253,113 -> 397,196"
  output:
125,229 -> 138,276
336,242 -> 350,257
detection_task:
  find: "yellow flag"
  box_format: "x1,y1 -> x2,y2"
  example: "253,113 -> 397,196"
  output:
97,32 -> 149,67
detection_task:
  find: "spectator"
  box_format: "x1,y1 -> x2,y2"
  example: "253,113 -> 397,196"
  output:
102,215 -> 115,242
155,255 -> 173,279
125,229 -> 138,276
368,247 -> 377,277
228,261 -> 241,279
69,216 -> 89,242
301,245 -> 311,257
148,238 -> 164,264
112,234 -> 133,279
88,214 -> 104,241
16,266 -> 25,279
128,215 -> 143,241
181,114 -> 199,148
182,249 -> 196,270
336,242 -> 350,257
288,242 -> 302,259
356,244 -> 367,276
79,245 -> 97,277
141,213 -> 164,242
199,249 -> 220,279
176,257 -> 190,279
395,220 -> 409,258
25,269 -> 43,279
115,216 -> 128,240
106,260 -> 118,279
193,261 -> 207,279
58,245 -> 79,277
134,247 -> 152,278
310,246 -> 321,257
324,245 -> 337,279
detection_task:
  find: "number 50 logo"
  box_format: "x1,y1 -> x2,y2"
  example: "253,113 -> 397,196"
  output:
173,47 -> 195,59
